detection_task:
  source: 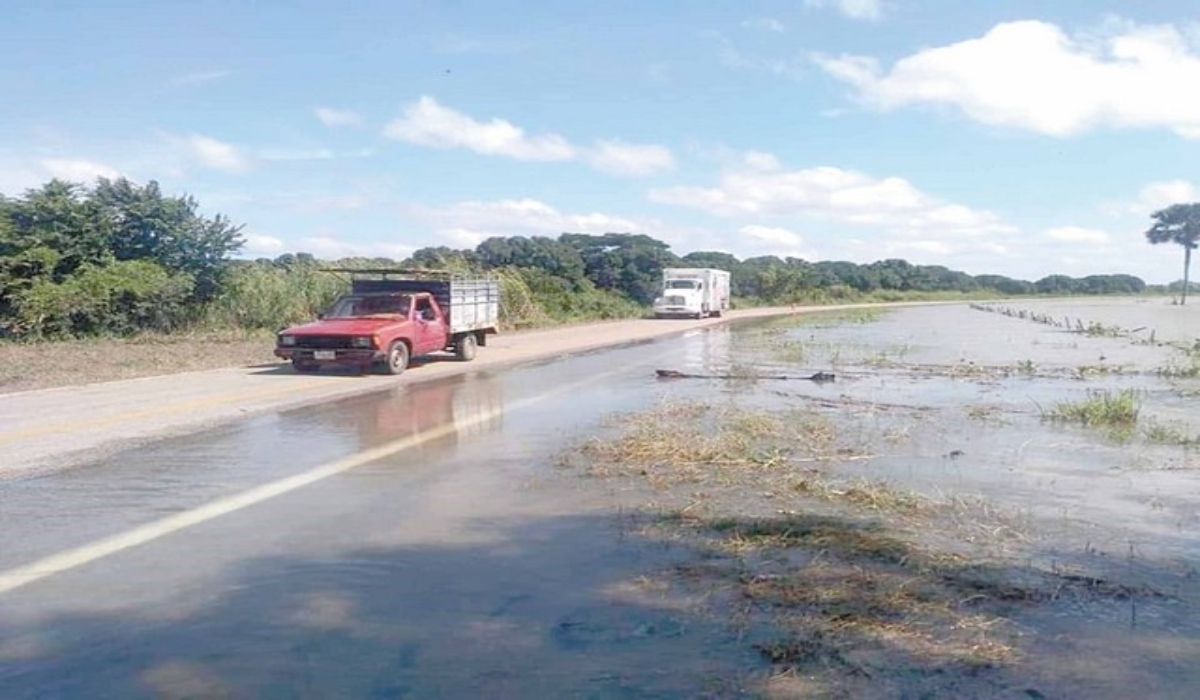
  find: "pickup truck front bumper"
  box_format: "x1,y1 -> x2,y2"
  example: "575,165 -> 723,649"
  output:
274,347 -> 383,366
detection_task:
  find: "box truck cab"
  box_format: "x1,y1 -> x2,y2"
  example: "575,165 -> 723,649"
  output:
652,268 -> 731,319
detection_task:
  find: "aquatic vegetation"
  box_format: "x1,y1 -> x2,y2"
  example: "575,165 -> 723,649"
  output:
1043,389 -> 1140,434
1141,418 -> 1200,447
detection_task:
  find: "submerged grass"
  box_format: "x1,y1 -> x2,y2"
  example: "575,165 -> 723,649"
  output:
1043,389 -> 1140,433
568,398 -> 1171,695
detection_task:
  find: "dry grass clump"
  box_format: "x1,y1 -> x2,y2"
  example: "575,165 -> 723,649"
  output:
655,511 -> 1168,689
0,331 -> 279,394
571,400 -> 1176,695
578,401 -> 843,484
664,513 -> 1022,676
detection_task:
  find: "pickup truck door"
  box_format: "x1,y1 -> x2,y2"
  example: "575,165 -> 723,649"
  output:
412,296 -> 448,355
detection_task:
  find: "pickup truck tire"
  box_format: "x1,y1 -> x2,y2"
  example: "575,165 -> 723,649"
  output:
384,341 -> 410,375
292,360 -> 320,373
455,333 -> 478,361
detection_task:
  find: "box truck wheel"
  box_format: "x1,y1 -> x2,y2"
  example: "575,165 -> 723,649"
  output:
455,333 -> 477,361
384,341 -> 409,375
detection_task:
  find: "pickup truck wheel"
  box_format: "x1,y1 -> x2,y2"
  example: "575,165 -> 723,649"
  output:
384,341 -> 409,375
455,333 -> 478,361
292,360 -> 320,373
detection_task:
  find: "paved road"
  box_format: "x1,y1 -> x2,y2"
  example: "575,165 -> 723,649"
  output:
0,312 -> 757,479
0,325 -> 755,699
0,303 -> 946,698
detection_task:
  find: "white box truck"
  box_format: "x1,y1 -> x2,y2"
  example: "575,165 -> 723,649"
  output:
653,268 -> 731,319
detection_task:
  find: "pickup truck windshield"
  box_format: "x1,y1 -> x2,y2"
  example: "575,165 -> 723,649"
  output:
665,280 -> 700,289
325,294 -> 410,318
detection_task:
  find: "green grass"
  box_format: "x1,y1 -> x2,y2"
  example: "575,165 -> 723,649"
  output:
1141,418 -> 1200,447
1043,389 -> 1140,432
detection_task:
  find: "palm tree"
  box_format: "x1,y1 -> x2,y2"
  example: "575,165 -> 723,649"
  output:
1145,203 -> 1200,305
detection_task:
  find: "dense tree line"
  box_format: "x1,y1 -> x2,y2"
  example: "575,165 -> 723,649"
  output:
398,234 -> 1147,309
0,177 -> 1159,339
1,178 -> 243,336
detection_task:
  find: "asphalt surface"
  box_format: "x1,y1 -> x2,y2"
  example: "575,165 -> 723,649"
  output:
0,304 -> 937,698
0,313 -> 755,479
0,324 -> 754,699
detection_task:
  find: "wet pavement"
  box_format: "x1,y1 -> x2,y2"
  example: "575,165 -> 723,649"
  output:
0,330 -> 766,698
3,300 -> 1200,697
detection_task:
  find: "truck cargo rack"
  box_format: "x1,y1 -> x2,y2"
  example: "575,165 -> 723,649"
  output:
318,268 -> 500,335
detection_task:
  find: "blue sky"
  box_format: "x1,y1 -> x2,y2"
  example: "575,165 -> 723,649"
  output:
3,0 -> 1200,282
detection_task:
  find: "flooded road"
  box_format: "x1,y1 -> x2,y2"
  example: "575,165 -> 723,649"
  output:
3,300 -> 1200,697
0,331 -> 767,698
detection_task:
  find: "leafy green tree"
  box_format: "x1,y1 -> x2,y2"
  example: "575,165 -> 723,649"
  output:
1145,203 -> 1200,304
680,250 -> 739,271
974,275 -> 1034,295
560,233 -> 680,304
1034,274 -> 1077,295
476,236 -> 587,289
90,178 -> 243,300
405,246 -> 480,271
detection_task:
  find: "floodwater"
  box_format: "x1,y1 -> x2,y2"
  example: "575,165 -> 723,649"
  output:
727,301 -> 1200,566
1,299 -> 1199,698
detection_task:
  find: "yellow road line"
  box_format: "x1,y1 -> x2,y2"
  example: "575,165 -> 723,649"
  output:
0,361 -> 641,596
0,377 -> 348,444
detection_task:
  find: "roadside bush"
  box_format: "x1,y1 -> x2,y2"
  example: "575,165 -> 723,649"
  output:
201,261 -> 347,331
12,259 -> 195,337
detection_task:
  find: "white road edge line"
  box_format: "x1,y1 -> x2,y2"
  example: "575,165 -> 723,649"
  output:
0,361 -> 648,596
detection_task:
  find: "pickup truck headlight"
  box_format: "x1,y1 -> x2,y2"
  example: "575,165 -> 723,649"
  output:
351,336 -> 373,349
279,335 -> 296,346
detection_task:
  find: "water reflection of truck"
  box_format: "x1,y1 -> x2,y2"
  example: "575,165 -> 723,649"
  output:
274,270 -> 500,375
339,376 -> 505,461
652,268 -> 731,319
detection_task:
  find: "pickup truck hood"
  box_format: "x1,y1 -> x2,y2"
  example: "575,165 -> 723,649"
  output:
281,317 -> 410,336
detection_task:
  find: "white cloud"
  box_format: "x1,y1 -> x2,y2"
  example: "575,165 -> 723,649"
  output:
739,224 -> 817,259
170,70 -> 232,86
314,107 -> 362,128
815,19 -> 1200,138
382,96 -> 673,176
1135,180 -> 1200,213
297,236 -> 416,261
884,240 -> 953,255
650,162 -> 1014,239
39,158 -> 121,182
742,18 -> 785,33
259,148 -> 336,162
1103,179 -> 1200,217
714,35 -> 805,78
383,96 -> 576,161
408,198 -> 643,240
1045,226 -> 1111,244
805,0 -> 884,21
586,140 -> 675,176
403,196 -> 719,254
744,151 -> 781,171
241,234 -> 286,256
185,134 -> 249,172
439,228 -> 489,248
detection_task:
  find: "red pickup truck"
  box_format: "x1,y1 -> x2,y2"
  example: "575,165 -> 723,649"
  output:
274,271 -> 500,375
